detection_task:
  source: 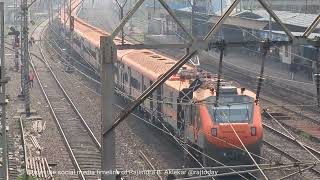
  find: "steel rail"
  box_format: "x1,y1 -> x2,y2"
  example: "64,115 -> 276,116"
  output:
176,162 -> 317,180
30,53 -> 85,180
278,164 -> 316,180
139,151 -> 163,180
263,111 -> 320,162
38,28 -> 101,151
28,18 -> 101,179
263,123 -> 320,158
19,116 -> 28,177
29,20 -> 86,179
263,140 -> 320,176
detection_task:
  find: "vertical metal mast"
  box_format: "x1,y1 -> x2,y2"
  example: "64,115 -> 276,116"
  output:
20,0 -> 25,97
115,0 -> 128,45
0,2 -> 8,179
22,0 -> 31,116
315,46 -> 320,107
48,0 -> 52,24
68,0 -> 74,71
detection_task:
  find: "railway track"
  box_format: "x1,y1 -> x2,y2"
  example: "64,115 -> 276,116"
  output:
29,20 -> 101,179
36,13 -> 318,179
43,34 -> 320,179
262,130 -> 320,179
7,116 -> 22,179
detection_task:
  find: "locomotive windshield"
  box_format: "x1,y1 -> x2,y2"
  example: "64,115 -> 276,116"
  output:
206,96 -> 254,123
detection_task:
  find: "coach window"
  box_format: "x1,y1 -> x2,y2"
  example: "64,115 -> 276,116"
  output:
130,77 -> 140,90
124,72 -> 128,82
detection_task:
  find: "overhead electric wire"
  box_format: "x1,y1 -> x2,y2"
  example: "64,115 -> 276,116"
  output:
39,35 -> 267,180
46,23 -> 99,74
265,111 -> 320,163
40,27 -> 320,179
55,3 -> 320,179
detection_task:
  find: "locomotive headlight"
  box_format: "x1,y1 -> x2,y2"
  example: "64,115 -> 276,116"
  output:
211,128 -> 217,136
251,127 -> 256,136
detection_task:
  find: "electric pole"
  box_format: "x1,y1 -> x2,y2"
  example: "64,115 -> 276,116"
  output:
21,0 -> 31,116
13,0 -> 20,72
191,0 -> 194,36
115,0 -> 128,45
1,2 -> 9,179
48,0 -> 52,24
68,0 -> 74,72
20,0 -> 24,98
63,0 -> 72,71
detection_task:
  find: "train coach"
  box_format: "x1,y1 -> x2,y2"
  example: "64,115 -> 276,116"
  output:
58,6 -> 264,166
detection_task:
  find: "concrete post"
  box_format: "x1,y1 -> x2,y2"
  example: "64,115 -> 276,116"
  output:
0,2 -> 8,179
100,36 -> 116,180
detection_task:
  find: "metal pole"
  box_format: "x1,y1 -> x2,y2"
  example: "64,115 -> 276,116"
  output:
219,0 -> 223,40
63,0 -> 69,71
22,0 -> 31,117
0,3 -> 8,179
220,0 -> 222,16
191,0 -> 194,36
14,0 -> 19,72
20,0 -> 25,97
256,41 -> 269,103
68,0 -> 73,71
111,0 -> 145,39
14,0 -> 17,27
48,0 -> 52,24
101,36 -> 116,180
115,0 -> 128,45
315,46 -> 320,107
215,40 -> 225,104
268,15 -> 272,40
120,7 -> 124,45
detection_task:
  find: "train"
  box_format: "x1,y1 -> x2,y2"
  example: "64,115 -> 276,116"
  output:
57,0 -> 263,166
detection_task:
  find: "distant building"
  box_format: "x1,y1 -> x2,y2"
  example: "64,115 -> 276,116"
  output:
241,0 -> 320,14
144,1 -> 319,78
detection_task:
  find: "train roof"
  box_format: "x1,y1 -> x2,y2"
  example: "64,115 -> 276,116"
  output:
62,0 -> 258,102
